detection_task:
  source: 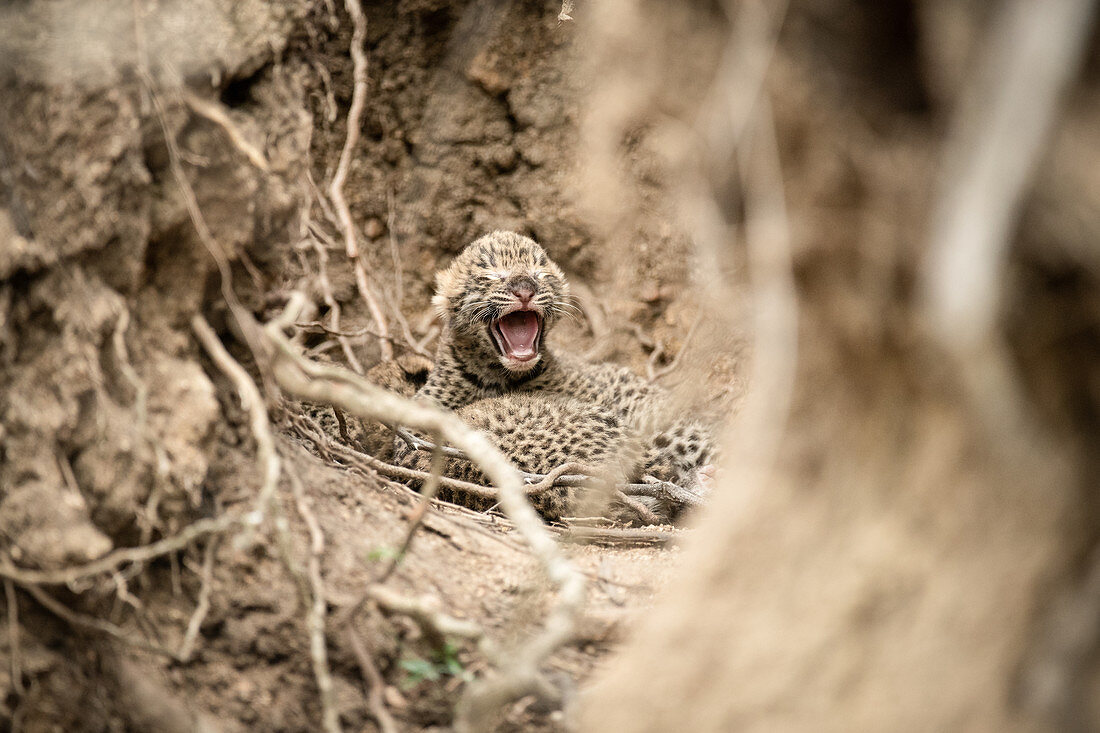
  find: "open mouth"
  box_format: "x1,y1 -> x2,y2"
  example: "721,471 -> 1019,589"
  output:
489,310 -> 542,364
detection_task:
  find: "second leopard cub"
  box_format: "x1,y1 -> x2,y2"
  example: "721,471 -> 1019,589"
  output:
396,231 -> 715,521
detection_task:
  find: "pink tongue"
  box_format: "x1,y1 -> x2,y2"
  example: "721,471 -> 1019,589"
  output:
497,311 -> 539,358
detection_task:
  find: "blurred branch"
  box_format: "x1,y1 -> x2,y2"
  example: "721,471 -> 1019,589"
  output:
920,0 -> 1096,431
733,97 -> 798,477
688,0 -> 796,501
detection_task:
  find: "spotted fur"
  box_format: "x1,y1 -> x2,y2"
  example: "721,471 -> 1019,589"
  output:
400,231 -> 715,521
407,394 -> 644,519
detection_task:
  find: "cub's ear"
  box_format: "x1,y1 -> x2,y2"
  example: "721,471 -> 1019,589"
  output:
432,267 -> 457,321
431,292 -> 450,322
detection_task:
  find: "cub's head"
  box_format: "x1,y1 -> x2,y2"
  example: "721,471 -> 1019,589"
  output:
433,231 -> 571,376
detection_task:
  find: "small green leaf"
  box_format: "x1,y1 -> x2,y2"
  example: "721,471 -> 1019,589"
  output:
400,657 -> 441,683
366,546 -> 402,562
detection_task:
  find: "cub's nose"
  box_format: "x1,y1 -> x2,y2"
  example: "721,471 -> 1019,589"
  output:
508,276 -> 537,304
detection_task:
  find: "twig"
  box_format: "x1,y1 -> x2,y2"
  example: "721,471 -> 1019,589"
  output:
4,578 -> 23,695
182,91 -> 270,172
110,571 -> 163,647
333,406 -> 351,443
557,526 -> 684,547
294,319 -> 412,347
192,315 -> 282,528
634,477 -> 707,509
176,538 -> 218,663
346,624 -> 399,733
614,490 -> 661,526
330,0 -> 393,360
20,583 -> 177,658
308,237 -> 365,373
286,467 -> 342,733
377,434 -> 444,584
361,584 -> 485,645
353,259 -> 394,362
414,323 -> 441,355
395,427 -> 467,460
0,515 -> 241,586
570,281 -> 608,343
112,309 -> 148,432
302,424 -> 517,500
385,188 -> 431,358
287,415 -> 533,557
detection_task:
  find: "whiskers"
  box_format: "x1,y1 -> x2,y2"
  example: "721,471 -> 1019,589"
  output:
458,298 -> 499,329
459,291 -> 584,331
545,295 -> 584,326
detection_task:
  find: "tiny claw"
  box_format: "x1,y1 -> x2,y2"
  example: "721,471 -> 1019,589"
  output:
695,464 -> 716,494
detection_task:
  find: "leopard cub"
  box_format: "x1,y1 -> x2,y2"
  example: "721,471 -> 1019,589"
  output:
397,231 -> 715,521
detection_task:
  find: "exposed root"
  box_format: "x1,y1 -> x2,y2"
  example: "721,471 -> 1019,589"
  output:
286,467 -> 342,733
346,623 -> 399,733
385,188 -> 432,358
352,258 -> 393,362
182,91 -> 270,172
191,316 -> 281,529
0,515 -> 239,587
360,584 -> 486,647
144,75 -> 276,402
111,309 -> 149,431
307,237 -> 365,374
294,319 -> 417,354
613,490 -> 662,526
377,434 -> 444,584
196,315 -> 344,731
557,526 -> 685,547
4,578 -> 23,696
176,537 -> 217,663
330,0 -> 392,360
20,583 -> 177,659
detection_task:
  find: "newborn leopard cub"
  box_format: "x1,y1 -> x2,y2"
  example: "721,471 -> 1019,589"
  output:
395,230 -> 715,521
